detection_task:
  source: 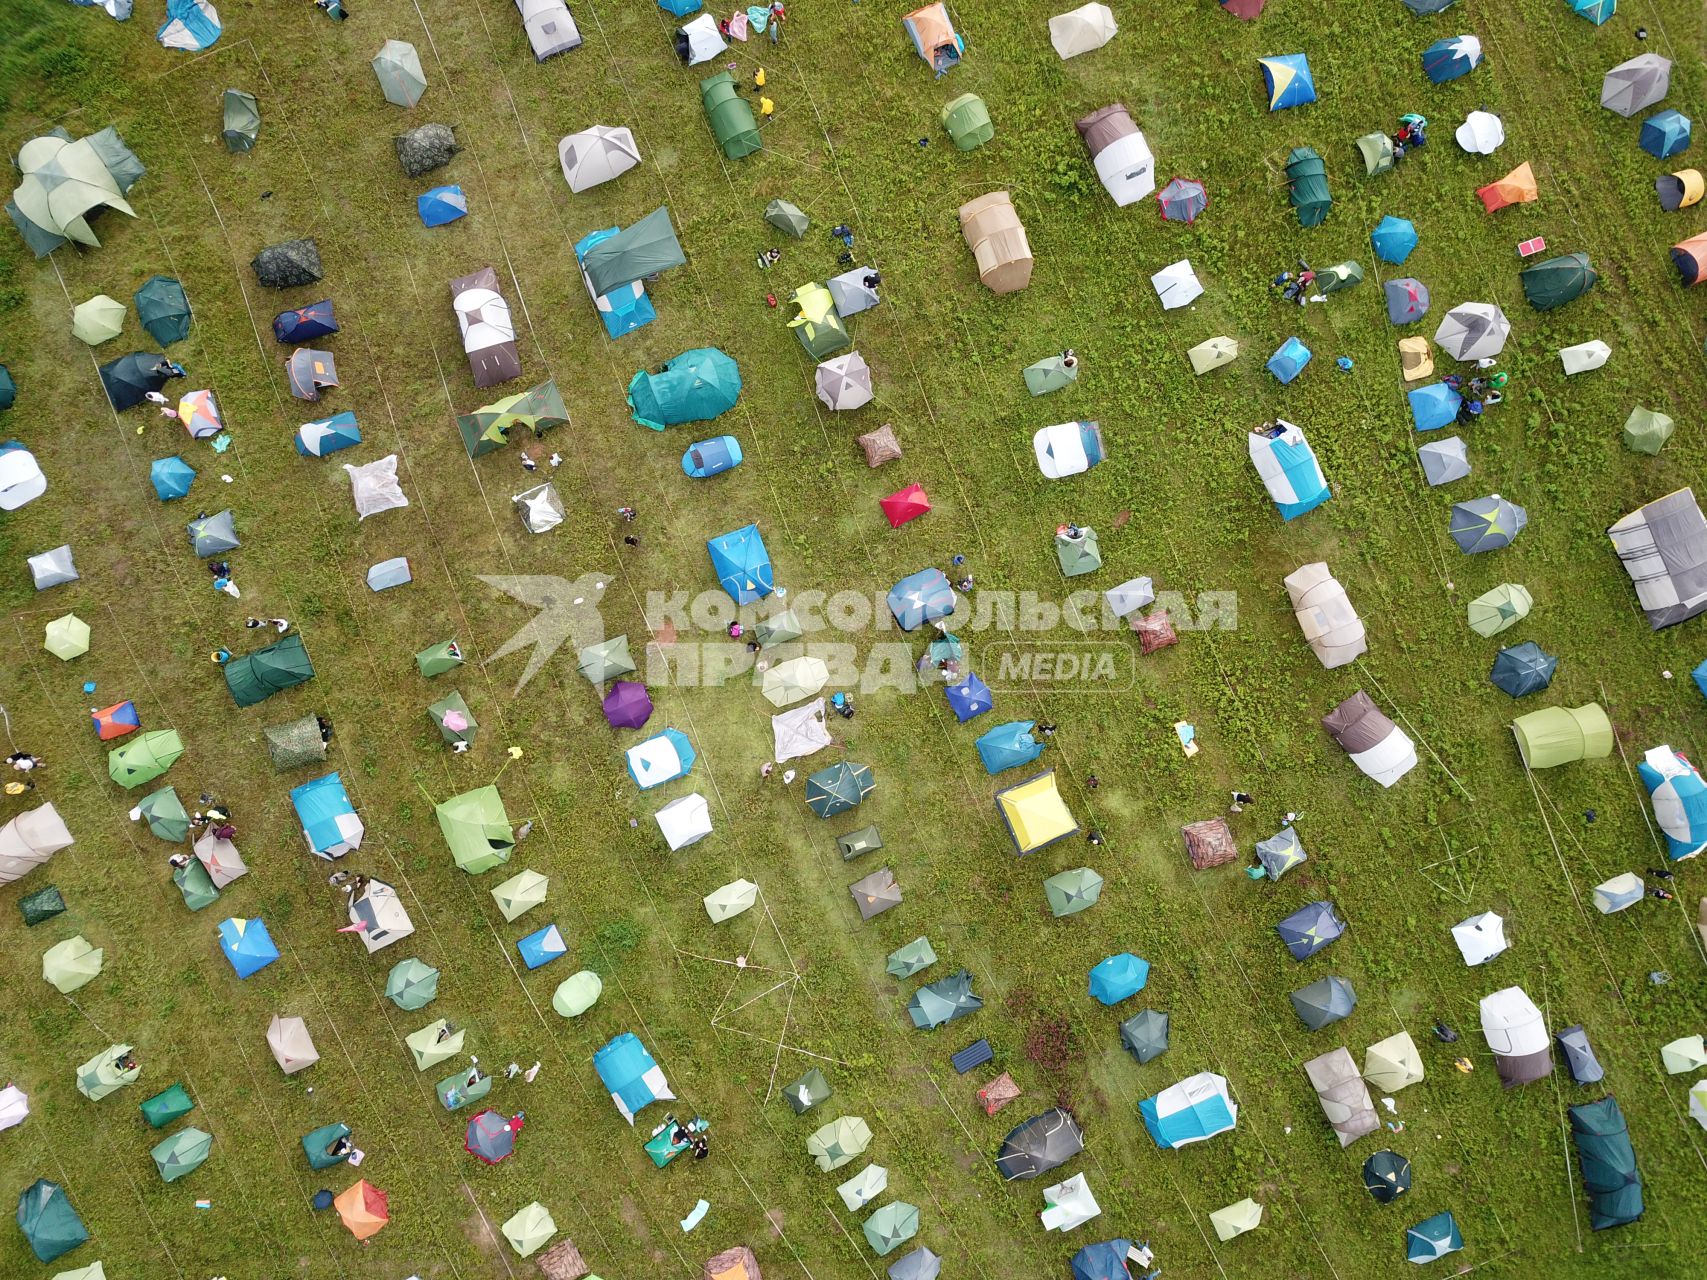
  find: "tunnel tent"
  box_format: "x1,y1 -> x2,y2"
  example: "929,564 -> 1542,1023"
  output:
1521,252 -> 1597,309
1284,146 -> 1331,227
941,94 -> 994,151
1304,1047 -> 1379,1146
700,72 -> 760,159
1323,691 -> 1416,787
1656,169 -> 1703,212
958,191 -> 1033,294
1075,104 -> 1153,206
225,633 -> 313,706
1481,986 -> 1553,1086
1569,1096 -> 1644,1229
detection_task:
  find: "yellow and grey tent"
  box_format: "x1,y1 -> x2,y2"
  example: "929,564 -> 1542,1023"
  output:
436,785 -> 515,874
501,1202 -> 556,1258
455,379 -> 568,457
995,770 -> 1078,855
1210,1197 -> 1263,1241
1512,703 -> 1613,769
1187,336 -> 1238,375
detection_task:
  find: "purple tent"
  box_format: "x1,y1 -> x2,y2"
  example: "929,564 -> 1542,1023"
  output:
603,680 -> 654,729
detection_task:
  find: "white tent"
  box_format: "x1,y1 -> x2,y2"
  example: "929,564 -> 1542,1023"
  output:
626,734 -> 690,789
703,878 -> 758,922
514,482 -> 565,533
1284,562 -> 1366,670
558,125 -> 641,193
1450,911 -> 1507,965
28,545 -> 79,591
267,1014 -> 319,1074
1363,1030 -> 1425,1092
349,879 -> 414,952
0,446 -> 47,511
837,1163 -> 888,1211
655,793 -> 712,851
1661,1035 -> 1707,1075
815,352 -> 873,411
762,656 -> 829,707
1454,110 -> 1505,154
344,455 -> 408,520
1039,1172 -> 1101,1232
1104,577 -> 1154,620
1592,872 -> 1644,914
0,802 -> 74,884
1560,340 -> 1611,375
1032,421 -> 1102,479
1150,260 -> 1202,310
677,13 -> 726,65
773,699 -> 833,762
0,1084 -> 28,1132
1209,1198 -> 1263,1242
1048,4 -> 1117,60
1480,986 -> 1552,1086
194,828 -> 249,888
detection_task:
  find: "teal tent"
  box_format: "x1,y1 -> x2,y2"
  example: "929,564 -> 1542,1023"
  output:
628,348 -> 742,430
134,275 -> 192,345
141,1082 -> 196,1128
1285,147 -> 1331,227
17,1179 -> 88,1263
302,1121 -> 353,1170
1521,253 -> 1597,310
225,633 -> 314,707
1569,1096 -> 1644,1230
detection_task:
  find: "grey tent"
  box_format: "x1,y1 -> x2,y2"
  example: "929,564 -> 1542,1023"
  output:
372,40 -> 427,108
221,90 -> 260,153
765,199 -> 809,238
1402,0 -> 1458,11
1304,1047 -> 1380,1147
187,509 -> 239,558
1601,53 -> 1671,118
886,937 -> 936,979
1291,976 -> 1357,1030
838,824 -> 882,860
264,715 -> 327,770
100,351 -> 182,409
783,1067 -> 831,1114
582,207 -> 686,297
907,968 -> 981,1030
1277,901 -> 1345,961
396,123 -> 458,178
1558,1025 -> 1604,1084
1490,641 -> 1557,697
1119,1009 -> 1169,1063
28,545 -> 79,590
1606,488 -> 1707,629
1383,277 -> 1430,324
828,267 -> 882,318
887,1247 -> 943,1280
755,608 -> 804,648
1255,827 -> 1307,879
1450,495 -> 1528,553
850,867 -> 902,920
253,239 -> 323,289
1418,436 -> 1470,486
995,1107 -> 1084,1180
1434,302 -> 1510,361
514,482 -> 565,533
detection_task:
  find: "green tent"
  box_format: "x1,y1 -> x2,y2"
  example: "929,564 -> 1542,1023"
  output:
577,635 -> 636,683
152,1127 -> 212,1182
0,363 -> 13,409
806,762 -> 875,818
837,824 -> 883,860
174,858 -> 220,910
765,199 -> 809,238
385,957 -> 440,1010
1187,337 -> 1239,375
1623,406 -> 1674,455
502,1202 -> 556,1258
582,206 -> 687,297
436,1068 -> 493,1110
756,609 -> 803,647
942,93 -> 994,150
807,1115 -> 872,1171
407,1018 -> 464,1070
19,885 -> 67,926
437,785 -> 515,874
863,1201 -> 919,1256
72,295 -> 125,345
787,284 -> 851,359
428,690 -> 478,748
1285,146 -> 1332,227
1568,1096 -> 1644,1230
783,1067 -> 832,1115
17,1179 -> 88,1264
491,869 -> 548,922
43,613 -> 90,661
134,275 -> 192,346
225,633 -> 314,707
628,348 -> 743,430
1521,252 -> 1597,310
221,89 -> 260,153
42,936 -> 103,993
701,72 -> 761,160
302,1121 -> 352,1170
1355,131 -> 1394,175
139,786 -> 191,841
1467,583 -> 1532,636
1056,528 -> 1102,577
1513,703 -> 1614,769
108,730 -> 184,789
1024,355 -> 1078,396
1044,866 -> 1104,917
552,969 -> 602,1017
885,936 -> 936,979
76,1043 -> 140,1100
1318,260 -> 1365,293
263,714 -> 327,771
416,639 -> 463,677
456,380 -> 568,457
140,1083 -> 195,1129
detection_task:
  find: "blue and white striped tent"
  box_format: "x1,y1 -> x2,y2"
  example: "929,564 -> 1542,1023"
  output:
626,728 -> 696,790
1638,744 -> 1707,860
290,772 -> 365,858
1421,35 -> 1482,85
1139,1071 -> 1237,1149
1248,422 -> 1329,521
975,721 -> 1043,775
592,1031 -> 674,1124
157,0 -> 220,50
294,411 -> 363,458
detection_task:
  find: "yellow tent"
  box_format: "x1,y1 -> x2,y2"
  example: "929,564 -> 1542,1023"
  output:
994,770 -> 1078,854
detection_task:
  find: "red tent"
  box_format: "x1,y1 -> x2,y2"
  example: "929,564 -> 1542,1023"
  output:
880,483 -> 931,528
92,700 -> 140,740
1672,231 -> 1707,286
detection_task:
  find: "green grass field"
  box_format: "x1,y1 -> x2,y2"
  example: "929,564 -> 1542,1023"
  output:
2,0 -> 1706,1275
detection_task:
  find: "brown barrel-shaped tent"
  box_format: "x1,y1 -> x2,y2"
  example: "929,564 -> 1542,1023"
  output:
958,192 -> 1033,294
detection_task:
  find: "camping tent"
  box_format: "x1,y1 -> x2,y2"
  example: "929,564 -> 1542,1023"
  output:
1356,132 -> 1395,176
1182,819 -> 1237,871
1151,259 -> 1203,310
806,762 -> 875,818
627,728 -> 696,789
1422,34 -> 1482,83
887,1245 -> 941,1280
1452,910 -> 1508,965
1593,873 -> 1644,915
1188,337 -> 1238,375
1608,489 -> 1707,628
1285,147 -> 1331,227
1478,162 -> 1538,212
1323,692 -> 1416,786
1291,976 -> 1357,1030
1319,260 -> 1365,293
218,916 -> 279,978
838,825 -> 883,861
437,785 -> 514,874
944,672 -> 992,722
417,184 -> 466,227
1211,1199 -> 1262,1242
295,411 -> 360,457
807,1115 -> 872,1170
1072,1241 -> 1136,1280
1276,900 -> 1346,960
602,678 -> 652,728
349,879 -> 414,953
188,509 -> 238,558
903,3 -> 960,73
941,94 -> 993,151
1407,1212 -> 1462,1264
385,957 -> 439,1010
1419,437 -> 1470,486
1256,827 -> 1307,880
704,879 -> 759,923
995,770 -> 1078,854
818,352 -> 873,411
0,1085 -> 27,1132
263,714 -> 326,771
17,884 -> 68,924
888,567 -> 956,630
772,700 -> 831,764
1468,583 -> 1531,636
1259,54 -> 1315,110
978,721 -> 1043,776
1033,421 -> 1105,479
1661,1036 -> 1707,1074
290,772 -> 364,858
655,793 -> 711,851
1043,866 -> 1103,917
1640,109 -> 1691,159
139,787 -> 190,841
450,267 -> 521,389
1602,53 -> 1671,117
887,937 -> 936,978
502,1202 -> 556,1258
221,88 -> 259,152
267,1014 -> 318,1074
593,1031 -> 674,1123
1284,563 -> 1365,668
8,127 -> 145,257
71,294 -> 124,345
1570,1097 -> 1644,1229
1656,170 -> 1704,213
92,701 -> 139,741
583,207 -> 685,297
1305,1047 -> 1379,1147
1120,1009 -> 1169,1063
1490,641 -> 1557,697
99,352 -> 180,410
552,970 -> 601,1018
908,968 -> 982,1029
512,483 -> 564,534
1450,494 -> 1527,553
1384,278 -> 1429,324
783,1067 -> 831,1115
1157,177 -> 1208,222
17,1179 -> 87,1263
42,936 -> 103,993
1088,953 -> 1149,1006
1435,303 -> 1510,361
1364,1031 -> 1425,1091
629,348 -> 741,431
676,12 -> 726,64
1624,406 -> 1675,455
829,267 -> 882,320
1456,110 -> 1504,154
372,40 -> 426,107
407,1019 -> 463,1070
700,72 -> 760,158
108,730 -> 184,789
286,349 -> 339,401
1266,336 -> 1312,384
1140,1072 -> 1236,1149
1371,216 -> 1418,264
253,237 -> 323,288
1075,105 -> 1153,205
1249,423 -> 1328,520
0,443 -> 46,511
334,1180 -> 388,1241
1365,1152 -> 1412,1205
559,125 -> 640,192
344,454 -> 408,521
43,614 -> 89,661
958,192 -> 1033,294
1639,744 -> 1707,859
787,281 -> 850,358
193,827 -> 247,889
850,867 -> 902,920
76,1044 -> 140,1100
1521,252 -> 1597,309
225,633 -> 313,706
707,523 -> 773,604
996,1107 -> 1084,1180
1514,703 -> 1613,769
1050,4 -> 1116,59
428,690 -> 478,749
1481,986 -> 1552,1086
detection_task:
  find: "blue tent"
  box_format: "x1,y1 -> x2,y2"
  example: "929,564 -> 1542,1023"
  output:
1421,35 -> 1482,84
945,673 -> 993,722
626,728 -> 696,788
1408,383 -> 1462,431
517,923 -> 567,970
1265,336 -> 1312,384
1259,54 -> 1316,111
150,455 -> 196,500
1249,423 -> 1329,520
1371,216 -> 1419,264
157,0 -> 220,50
1692,658 -> 1707,703
1140,1073 -> 1237,1149
576,227 -> 657,339
417,185 -> 468,227
975,721 -> 1042,775
1640,109 -> 1691,159
1088,953 -> 1149,1006
1071,1240 -> 1134,1280
273,300 -> 338,343
294,411 -> 362,458
1490,641 -> 1557,698
706,523 -> 774,604
593,1031 -> 671,1123
290,772 -> 363,858
1638,745 -> 1707,859
888,568 -> 957,631
657,0 -> 701,14
1571,0 -> 1616,23
1406,1211 -> 1463,1263
1276,900 -> 1345,960
218,917 -> 280,978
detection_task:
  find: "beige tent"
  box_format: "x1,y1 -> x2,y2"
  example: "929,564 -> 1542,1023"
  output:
1304,1047 -> 1379,1147
704,878 -> 759,922
1284,563 -> 1366,669
267,1014 -> 320,1074
407,1018 -> 464,1070
1363,1030 -> 1425,1091
42,936 -> 104,993
1049,4 -> 1117,59
491,869 -> 548,922
1398,335 -> 1434,381
958,192 -> 1033,294
1210,1197 -> 1263,1241
0,803 -> 74,884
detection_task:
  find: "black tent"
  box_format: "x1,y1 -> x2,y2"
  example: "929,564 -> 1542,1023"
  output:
1362,1149 -> 1412,1203
995,1107 -> 1084,1181
99,352 -> 183,410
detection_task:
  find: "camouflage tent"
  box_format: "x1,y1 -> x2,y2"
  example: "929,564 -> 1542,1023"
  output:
264,714 -> 327,771
252,238 -> 322,289
396,123 -> 459,178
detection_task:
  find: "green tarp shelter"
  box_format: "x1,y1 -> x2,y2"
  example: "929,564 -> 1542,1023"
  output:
221,89 -> 260,152
700,72 -> 761,159
886,936 -> 937,978
174,858 -> 219,910
784,1067 -> 832,1114
942,93 -> 994,150
134,275 -> 192,345
76,1044 -> 139,1100
140,1083 -> 195,1128
1024,355 -> 1078,396
1317,260 -> 1364,293
1468,583 -> 1532,636
264,714 -> 327,770
765,199 -> 809,238
139,786 -> 191,841
1623,407 -> 1674,455
577,635 -> 636,682
437,785 -> 515,874
552,969 -> 602,1017
43,936 -> 103,993
152,1127 -> 212,1182
1056,528 -> 1101,577
456,380 -> 567,456
108,730 -> 184,789
1285,146 -> 1332,227
225,633 -> 314,707
302,1122 -> 352,1170
837,824 -> 883,860
1521,252 -> 1597,310
807,1115 -> 872,1171
1513,703 -> 1614,768
416,639 -> 463,677
17,1179 -> 88,1263
1044,866 -> 1104,916
502,1202 -> 556,1258
428,690 -> 478,748
19,885 -> 67,925
491,869 -> 548,922
385,957 -> 440,1010
1569,1096 -> 1644,1230
1355,132 -> 1394,175
582,206 -> 687,297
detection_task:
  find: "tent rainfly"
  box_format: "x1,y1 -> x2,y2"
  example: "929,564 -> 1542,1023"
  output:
1570,1096 -> 1644,1230
1513,703 -> 1613,769
372,40 -> 426,107
1140,1071 -> 1236,1149
1593,873 -> 1644,915
1607,489 -> 1707,628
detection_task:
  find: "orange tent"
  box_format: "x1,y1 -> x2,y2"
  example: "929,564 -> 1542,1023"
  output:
1477,162 -> 1538,214
1673,232 -> 1707,287
334,1179 -> 389,1240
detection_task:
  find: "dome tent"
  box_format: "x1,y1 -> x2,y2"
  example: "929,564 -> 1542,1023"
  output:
558,125 -> 641,192
995,1107 -> 1084,1180
1481,985 -> 1552,1086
